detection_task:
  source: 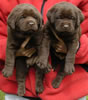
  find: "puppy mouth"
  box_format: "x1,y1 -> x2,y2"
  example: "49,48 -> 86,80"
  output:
28,29 -> 35,32
56,28 -> 73,33
56,27 -> 74,34
20,27 -> 38,33
25,30 -> 36,35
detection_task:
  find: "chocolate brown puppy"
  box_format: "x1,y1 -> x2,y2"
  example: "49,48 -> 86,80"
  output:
2,4 -> 46,96
38,2 -> 84,88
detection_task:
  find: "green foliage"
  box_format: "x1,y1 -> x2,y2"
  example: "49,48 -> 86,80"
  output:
87,96 -> 88,100
0,91 -> 5,100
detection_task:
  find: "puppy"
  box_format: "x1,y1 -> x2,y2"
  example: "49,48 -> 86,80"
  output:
38,2 -> 84,88
2,4 -> 47,96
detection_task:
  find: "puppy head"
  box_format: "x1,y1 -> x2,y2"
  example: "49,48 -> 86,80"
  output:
47,2 -> 84,36
7,4 -> 43,32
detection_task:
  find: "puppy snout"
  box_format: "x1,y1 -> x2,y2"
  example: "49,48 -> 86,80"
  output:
63,24 -> 69,28
63,24 -> 70,30
29,21 -> 35,26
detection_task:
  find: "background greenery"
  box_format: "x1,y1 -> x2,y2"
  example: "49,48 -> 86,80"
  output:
0,90 -> 88,100
87,96 -> 88,100
0,91 -> 5,100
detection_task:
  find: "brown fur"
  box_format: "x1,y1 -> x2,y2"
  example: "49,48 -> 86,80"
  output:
37,2 -> 84,88
2,4 -> 47,96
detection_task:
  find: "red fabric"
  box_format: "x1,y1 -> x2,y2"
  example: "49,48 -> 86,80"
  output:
0,0 -> 88,100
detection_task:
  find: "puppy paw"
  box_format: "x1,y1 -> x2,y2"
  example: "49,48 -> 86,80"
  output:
2,67 -> 13,77
44,64 -> 52,73
64,63 -> 75,74
36,83 -> 44,94
17,86 -> 25,96
36,58 -> 47,69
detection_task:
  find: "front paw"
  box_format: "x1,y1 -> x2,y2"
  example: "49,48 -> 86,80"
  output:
44,64 -> 52,73
64,63 -> 75,74
36,58 -> 48,69
2,67 -> 13,77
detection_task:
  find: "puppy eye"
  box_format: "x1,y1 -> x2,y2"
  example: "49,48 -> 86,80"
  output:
56,16 -> 60,19
56,15 -> 64,19
69,16 -> 75,20
72,16 -> 75,20
20,16 -> 26,19
34,16 -> 37,19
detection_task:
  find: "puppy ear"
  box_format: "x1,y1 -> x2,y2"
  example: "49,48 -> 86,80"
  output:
7,12 -> 16,29
79,10 -> 84,23
76,9 -> 84,27
37,13 -> 44,29
47,7 -> 56,23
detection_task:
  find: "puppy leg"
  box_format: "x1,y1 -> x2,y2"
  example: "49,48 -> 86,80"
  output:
36,68 -> 44,94
36,32 -> 51,70
2,44 -> 16,77
52,62 -> 65,88
64,40 -> 78,74
16,57 -> 28,96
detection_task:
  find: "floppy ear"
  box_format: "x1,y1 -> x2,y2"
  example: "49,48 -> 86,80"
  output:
79,10 -> 84,23
7,11 -> 16,29
47,7 -> 56,23
76,9 -> 84,27
37,13 -> 44,29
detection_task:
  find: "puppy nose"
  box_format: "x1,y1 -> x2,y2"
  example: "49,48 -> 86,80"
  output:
29,22 -> 34,25
63,24 -> 69,28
